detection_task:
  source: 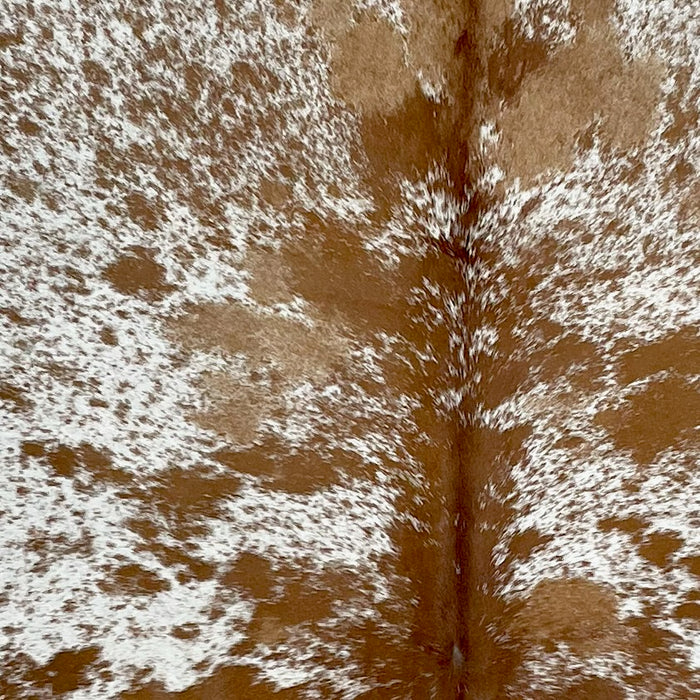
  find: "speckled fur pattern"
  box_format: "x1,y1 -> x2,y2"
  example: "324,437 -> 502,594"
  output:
0,0 -> 698,698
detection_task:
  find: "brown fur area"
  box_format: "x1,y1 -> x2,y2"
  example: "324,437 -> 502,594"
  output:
496,26 -> 663,183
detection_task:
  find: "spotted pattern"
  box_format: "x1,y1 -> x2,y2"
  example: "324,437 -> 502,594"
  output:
0,0 -> 698,698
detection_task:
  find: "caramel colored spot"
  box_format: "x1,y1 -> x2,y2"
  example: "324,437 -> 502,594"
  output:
497,27 -> 662,182
212,443 -> 345,493
0,382 -> 31,411
6,174 -> 38,202
104,247 -> 173,298
151,467 -> 241,520
681,555 -> 700,578
17,116 -> 41,136
47,445 -> 79,477
171,624 -> 200,640
125,192 -> 162,230
258,179 -> 291,208
597,515 -> 648,534
508,528 -> 553,559
245,252 -> 294,306
556,676 -> 625,700
674,601 -> 700,620
617,327 -> 699,384
102,564 -> 171,596
509,578 -> 626,656
330,13 -> 414,115
122,665 -> 296,700
636,531 -> 684,568
169,303 -> 349,382
309,0 -> 353,39
24,647 -> 102,695
594,376 -> 699,464
222,553 -> 274,599
82,59 -> 112,86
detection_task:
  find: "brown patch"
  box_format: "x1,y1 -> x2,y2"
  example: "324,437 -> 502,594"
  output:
309,0 -> 353,40
151,467 -> 241,520
359,88 -> 444,203
508,528 -> 553,559
593,376 -> 699,464
488,18 -> 549,102
497,26 -> 662,182
245,251 -> 294,306
244,577 -> 346,647
570,0 -> 616,26
556,676 -> 625,700
101,563 -> 171,596
258,179 -> 291,208
125,192 -> 162,230
680,555 -> 700,577
212,443 -> 345,493
674,601 -> 700,621
403,0 -> 470,92
17,116 -> 41,136
122,665 -> 298,700
330,12 -> 414,114
509,578 -> 627,656
40,443 -> 113,480
46,445 -> 80,478
24,646 -> 102,695
0,381 -> 31,411
100,326 -> 119,345
168,302 -> 349,382
194,373 -> 271,445
82,59 -> 112,86
617,327 -> 699,384
636,531 -> 684,568
480,0 -> 512,36
539,334 -> 600,378
0,30 -> 23,48
171,624 -> 200,640
104,247 -> 173,298
222,553 -> 274,599
597,515 -> 648,533
482,359 -> 530,408
20,440 -> 46,457
281,220 -> 412,336
6,174 -> 38,202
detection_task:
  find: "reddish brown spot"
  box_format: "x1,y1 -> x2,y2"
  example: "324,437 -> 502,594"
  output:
151,467 -> 241,520
0,30 -> 23,48
6,174 -> 38,202
0,382 -> 31,411
211,444 -> 344,493
20,440 -> 46,458
47,445 -> 80,478
556,677 -> 625,700
509,578 -> 626,656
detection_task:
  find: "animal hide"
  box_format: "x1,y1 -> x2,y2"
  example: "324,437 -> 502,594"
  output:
0,0 -> 697,698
